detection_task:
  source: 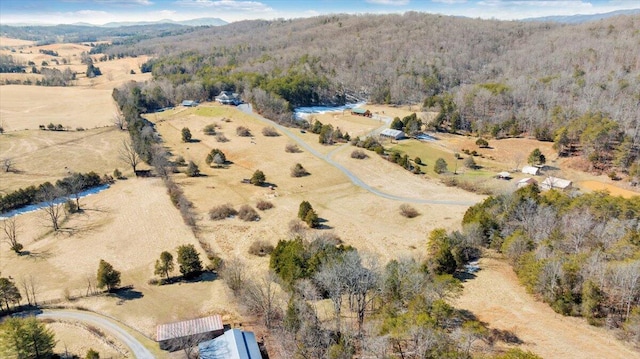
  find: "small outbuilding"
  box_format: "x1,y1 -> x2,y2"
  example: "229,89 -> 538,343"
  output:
198,329 -> 262,359
215,91 -> 241,105
497,171 -> 512,180
157,315 -> 225,351
380,128 -> 405,140
351,108 -> 372,117
541,176 -> 572,191
517,177 -> 537,188
522,165 -> 540,176
181,100 -> 198,107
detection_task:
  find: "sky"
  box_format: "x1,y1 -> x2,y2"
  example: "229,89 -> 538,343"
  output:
1,0 -> 639,25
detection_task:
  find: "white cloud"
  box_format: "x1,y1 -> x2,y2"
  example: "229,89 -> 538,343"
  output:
175,0 -> 273,12
365,0 -> 410,5
432,0 -> 468,4
94,0 -> 154,5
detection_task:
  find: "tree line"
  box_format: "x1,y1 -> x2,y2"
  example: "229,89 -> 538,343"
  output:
463,184 -> 640,341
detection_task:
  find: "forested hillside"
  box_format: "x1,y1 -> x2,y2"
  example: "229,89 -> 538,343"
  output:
102,12 -> 640,179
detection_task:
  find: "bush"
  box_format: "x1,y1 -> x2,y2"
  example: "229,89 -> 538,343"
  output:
464,156 -> 477,169
250,170 -> 266,186
399,204 -> 419,218
434,158 -> 448,174
238,205 -> 260,221
351,150 -> 368,159
113,168 -> 123,179
181,127 -> 192,142
205,149 -> 226,167
175,155 -> 186,166
65,199 -> 79,214
215,133 -> 229,142
414,157 -> 422,165
262,126 -> 279,136
476,138 -> 489,148
203,124 -> 217,135
291,163 -> 310,177
288,219 -> 307,237
185,161 -> 200,177
285,143 -> 301,153
248,240 -> 274,256
256,200 -> 274,211
236,126 -> 251,137
209,204 -> 237,220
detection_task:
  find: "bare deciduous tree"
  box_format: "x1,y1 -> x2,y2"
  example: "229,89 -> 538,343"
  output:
1,217 -> 22,253
220,256 -> 246,294
242,272 -> 283,329
2,158 -> 15,173
38,184 -> 64,231
118,138 -> 141,173
112,112 -> 126,130
19,275 -> 39,306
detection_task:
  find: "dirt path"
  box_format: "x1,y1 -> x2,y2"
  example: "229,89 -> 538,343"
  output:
455,253 -> 639,359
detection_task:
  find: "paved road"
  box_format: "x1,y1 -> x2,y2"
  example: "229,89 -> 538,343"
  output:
38,309 -> 154,359
239,104 -> 477,206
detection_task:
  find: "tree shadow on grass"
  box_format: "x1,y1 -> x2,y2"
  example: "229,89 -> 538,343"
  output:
21,249 -> 52,260
454,270 -> 478,282
110,286 -> 144,302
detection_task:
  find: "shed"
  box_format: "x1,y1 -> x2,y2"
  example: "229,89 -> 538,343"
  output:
351,108 -> 372,117
522,165 -> 540,176
517,177 -> 537,188
497,171 -> 512,180
380,128 -> 405,140
182,100 -> 197,107
541,176 -> 572,190
198,329 -> 262,359
157,315 -> 224,351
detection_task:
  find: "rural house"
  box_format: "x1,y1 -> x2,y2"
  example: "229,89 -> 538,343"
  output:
496,171 -> 512,180
351,108 -> 372,117
181,100 -> 198,107
157,315 -> 225,351
517,177 -> 537,188
198,329 -> 263,359
215,91 -> 241,105
541,176 -> 572,190
522,165 -> 540,176
380,128 -> 406,140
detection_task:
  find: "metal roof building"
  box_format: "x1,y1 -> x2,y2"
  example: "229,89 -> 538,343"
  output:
541,176 -> 572,190
198,329 -> 262,359
380,128 -> 405,140
157,315 -> 224,351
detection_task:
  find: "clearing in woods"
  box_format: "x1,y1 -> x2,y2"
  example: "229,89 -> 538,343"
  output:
455,253 -> 638,359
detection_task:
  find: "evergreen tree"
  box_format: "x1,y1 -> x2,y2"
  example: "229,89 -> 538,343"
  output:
177,244 -> 203,279
0,317 -> 56,359
96,260 -> 121,291
154,251 -> 175,280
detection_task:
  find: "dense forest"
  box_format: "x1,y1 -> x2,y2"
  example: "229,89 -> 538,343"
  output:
464,185 -> 640,339
100,12 -> 640,179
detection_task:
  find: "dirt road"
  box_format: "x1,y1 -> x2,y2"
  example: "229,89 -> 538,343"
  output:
238,104 -> 477,206
38,309 -> 155,359
455,254 -> 639,359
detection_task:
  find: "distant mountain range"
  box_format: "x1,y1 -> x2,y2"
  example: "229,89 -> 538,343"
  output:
524,8 -> 640,23
98,17 -> 228,27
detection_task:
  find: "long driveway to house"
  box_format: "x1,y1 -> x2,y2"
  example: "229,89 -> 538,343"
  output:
38,309 -> 155,359
239,104 -> 477,206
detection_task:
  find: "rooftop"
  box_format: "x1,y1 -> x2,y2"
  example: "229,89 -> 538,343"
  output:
157,315 -> 224,342
199,329 -> 262,359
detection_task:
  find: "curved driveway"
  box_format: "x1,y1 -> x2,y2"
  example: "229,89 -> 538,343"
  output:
38,310 -> 154,359
239,104 -> 477,206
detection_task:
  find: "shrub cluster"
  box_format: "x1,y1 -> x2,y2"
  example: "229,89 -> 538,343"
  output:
291,163 -> 310,177
203,124 -> 217,135
350,149 -> 368,159
262,126 -> 279,136
248,240 -> 274,256
236,126 -> 251,137
285,143 -> 301,153
256,200 -> 274,211
238,205 -> 260,221
165,177 -> 196,227
399,204 -> 420,218
209,204 -> 238,220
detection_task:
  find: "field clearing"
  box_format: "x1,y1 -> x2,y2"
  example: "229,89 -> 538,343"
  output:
48,321 -> 125,358
455,253 -> 639,359
0,36 -> 35,47
153,103 -> 485,267
0,178 -> 239,339
0,85 -> 117,131
579,180 -> 639,198
0,127 -> 127,192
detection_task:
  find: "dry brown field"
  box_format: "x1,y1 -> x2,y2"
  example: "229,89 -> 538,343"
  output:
47,321 -> 125,358
1,35 -> 637,357
0,37 -> 35,47
456,252 -> 639,359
